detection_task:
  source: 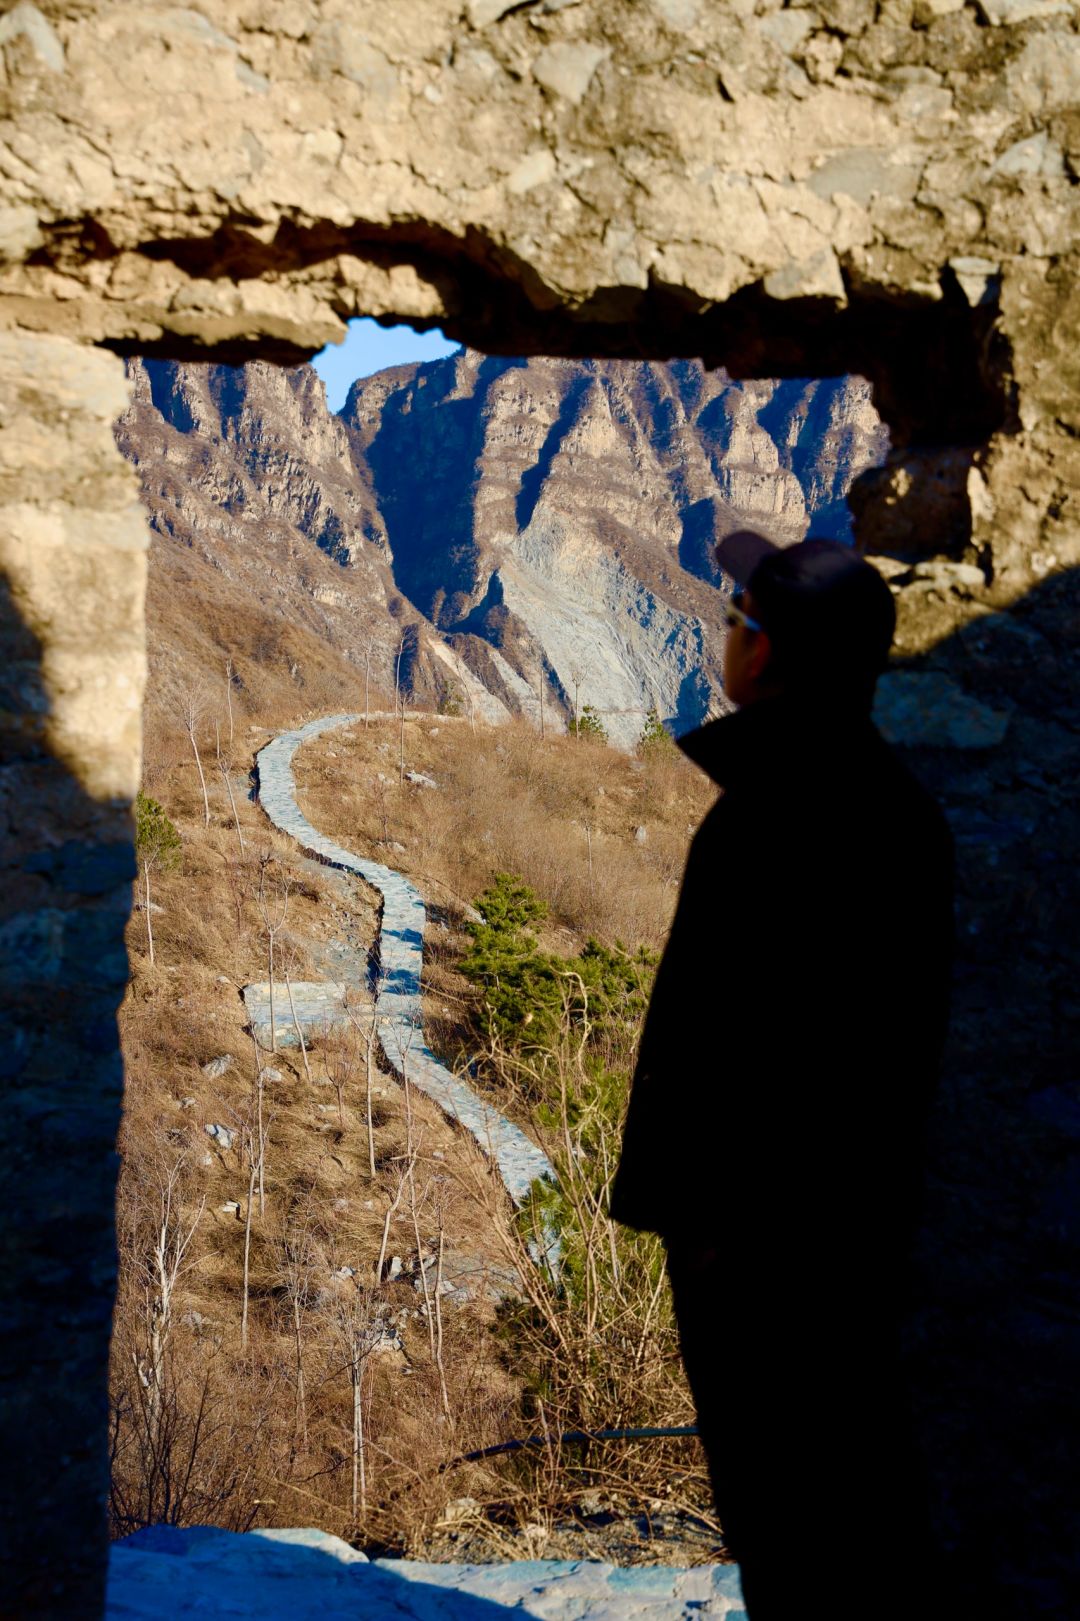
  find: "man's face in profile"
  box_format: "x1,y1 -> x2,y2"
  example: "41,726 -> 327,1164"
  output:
722,589 -> 771,707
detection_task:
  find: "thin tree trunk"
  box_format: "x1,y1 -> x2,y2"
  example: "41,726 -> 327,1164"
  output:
408,1131 -> 437,1364
351,1352 -> 367,1523
357,1361 -> 366,1516
268,930 -> 276,1054
225,657 -> 235,748
143,860 -> 155,966
217,756 -> 245,856
257,1064 -> 266,1219
374,1157 -> 411,1281
396,636 -> 406,788
365,1014 -> 377,1179
364,646 -> 370,730
539,671 -> 546,740
241,1158 -> 257,1351
434,1224 -> 452,1422
412,1190 -> 436,1363
188,726 -> 211,826
284,967 -> 313,1086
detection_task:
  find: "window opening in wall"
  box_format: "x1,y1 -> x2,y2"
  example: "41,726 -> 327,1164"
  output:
108,308 -> 1010,1571
113,313 -> 901,1554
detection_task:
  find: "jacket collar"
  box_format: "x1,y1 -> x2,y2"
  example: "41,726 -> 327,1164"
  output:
678,694 -> 876,789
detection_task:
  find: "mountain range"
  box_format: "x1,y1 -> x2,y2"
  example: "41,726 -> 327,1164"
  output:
118,350 -> 886,747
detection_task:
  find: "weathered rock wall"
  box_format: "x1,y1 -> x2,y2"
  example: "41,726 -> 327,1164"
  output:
0,1 -> 1077,1616
0,331 -> 145,1616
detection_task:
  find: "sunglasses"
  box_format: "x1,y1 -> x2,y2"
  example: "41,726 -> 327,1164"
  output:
723,589 -> 764,635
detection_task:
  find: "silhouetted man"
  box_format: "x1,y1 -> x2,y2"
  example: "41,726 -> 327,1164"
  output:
611,533 -> 954,1619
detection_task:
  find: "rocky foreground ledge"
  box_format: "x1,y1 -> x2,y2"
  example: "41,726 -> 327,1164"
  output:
107,1526 -> 747,1619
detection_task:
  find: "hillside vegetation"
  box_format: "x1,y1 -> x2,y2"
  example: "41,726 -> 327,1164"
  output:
113,701 -> 719,1561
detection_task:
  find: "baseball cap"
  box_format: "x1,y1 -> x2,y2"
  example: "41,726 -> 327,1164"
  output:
715,529 -> 896,698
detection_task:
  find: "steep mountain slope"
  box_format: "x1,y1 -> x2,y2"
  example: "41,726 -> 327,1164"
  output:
118,353 -> 885,745
344,353 -> 884,742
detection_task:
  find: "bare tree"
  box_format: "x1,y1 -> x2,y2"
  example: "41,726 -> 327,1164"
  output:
256,855 -> 291,1056
342,994 -> 382,1177
215,720 -> 245,857
401,1067 -> 450,1417
132,1153 -> 205,1450
570,666 -> 584,737
430,1180 -> 453,1424
395,632 -> 408,788
240,1132 -> 258,1353
363,1011 -> 379,1178
211,1073 -> 266,1348
281,948 -> 313,1087
362,639 -> 373,730
141,857 -> 156,967
177,684 -> 211,826
335,1289 -> 382,1527
224,655 -> 236,749
322,1020 -> 355,1130
134,793 -> 181,968
374,1146 -> 416,1282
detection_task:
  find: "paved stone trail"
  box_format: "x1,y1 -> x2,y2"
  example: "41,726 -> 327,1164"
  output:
252,715 -> 557,1219
105,722 -> 746,1617
107,1526 -> 748,1618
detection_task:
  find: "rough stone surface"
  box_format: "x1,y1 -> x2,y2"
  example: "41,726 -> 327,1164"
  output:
242,980 -> 354,1049
873,671 -> 1012,749
0,2 -> 1074,445
1,3 -> 1078,1615
0,330 -> 145,1619
116,352 -> 884,748
106,1525 -> 747,1619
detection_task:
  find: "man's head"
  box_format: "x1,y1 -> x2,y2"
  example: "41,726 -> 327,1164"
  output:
716,531 -> 896,711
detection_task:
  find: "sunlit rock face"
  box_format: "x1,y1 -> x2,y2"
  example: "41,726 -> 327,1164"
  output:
120,351 -> 884,747
346,352 -> 884,745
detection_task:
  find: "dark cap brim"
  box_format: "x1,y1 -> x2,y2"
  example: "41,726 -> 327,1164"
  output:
714,529 -> 782,587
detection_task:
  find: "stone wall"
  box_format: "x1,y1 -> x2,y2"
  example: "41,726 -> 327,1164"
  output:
0,2 -> 1077,1615
0,332 -> 146,1616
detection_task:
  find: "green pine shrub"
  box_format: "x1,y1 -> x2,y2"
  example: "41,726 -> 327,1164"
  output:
567,704 -> 607,742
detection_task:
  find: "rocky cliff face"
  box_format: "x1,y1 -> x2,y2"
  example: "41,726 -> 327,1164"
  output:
119,352 -> 884,745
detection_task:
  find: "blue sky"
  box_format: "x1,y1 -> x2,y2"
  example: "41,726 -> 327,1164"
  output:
312,318 -> 461,411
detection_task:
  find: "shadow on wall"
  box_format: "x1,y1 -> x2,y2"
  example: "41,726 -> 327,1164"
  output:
884,563 -> 1080,1615
106,1523 -> 749,1618
3,544 -> 1080,1616
0,570 -> 135,1616
107,1525 -> 527,1618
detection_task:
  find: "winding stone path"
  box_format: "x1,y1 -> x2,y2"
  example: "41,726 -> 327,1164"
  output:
254,714 -> 557,1218
107,1526 -> 747,1619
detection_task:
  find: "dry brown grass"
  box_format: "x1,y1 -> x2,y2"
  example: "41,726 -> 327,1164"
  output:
113,701 -> 715,1557
115,713 -> 526,1548
294,713 -> 715,956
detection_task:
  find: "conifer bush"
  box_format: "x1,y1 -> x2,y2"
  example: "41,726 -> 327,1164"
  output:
456,884 -> 700,1523
638,708 -> 678,763
567,704 -> 607,742
135,790 -> 182,872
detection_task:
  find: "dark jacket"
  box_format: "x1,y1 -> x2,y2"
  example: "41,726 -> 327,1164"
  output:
610,694 -> 954,1267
